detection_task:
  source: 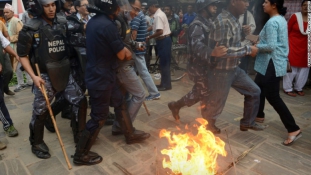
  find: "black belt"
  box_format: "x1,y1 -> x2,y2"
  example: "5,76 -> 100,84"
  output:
156,34 -> 170,40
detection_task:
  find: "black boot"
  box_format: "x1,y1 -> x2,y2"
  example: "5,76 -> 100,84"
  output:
61,104 -> 73,120
73,128 -> 103,165
105,112 -> 115,125
72,97 -> 87,143
206,119 -> 221,134
29,115 -> 51,159
115,103 -> 150,144
44,96 -> 69,133
168,98 -> 186,121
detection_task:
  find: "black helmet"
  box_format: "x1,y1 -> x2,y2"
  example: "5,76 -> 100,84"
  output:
196,0 -> 219,12
29,0 -> 61,16
59,0 -> 74,13
91,0 -> 119,15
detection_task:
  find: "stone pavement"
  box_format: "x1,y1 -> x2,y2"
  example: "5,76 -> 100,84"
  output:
0,75 -> 311,175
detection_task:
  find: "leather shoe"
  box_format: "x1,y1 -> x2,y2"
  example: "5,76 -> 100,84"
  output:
4,90 -> 15,96
206,119 -> 221,134
157,87 -> 172,91
126,130 -> 150,144
156,85 -> 162,88
240,123 -> 267,131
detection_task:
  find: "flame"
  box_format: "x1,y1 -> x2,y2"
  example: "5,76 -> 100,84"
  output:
159,118 -> 227,175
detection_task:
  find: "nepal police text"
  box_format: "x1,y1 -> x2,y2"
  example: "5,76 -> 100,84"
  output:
48,40 -> 65,53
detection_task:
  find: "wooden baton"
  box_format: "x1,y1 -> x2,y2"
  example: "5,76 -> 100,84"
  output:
142,102 -> 150,116
35,64 -> 72,170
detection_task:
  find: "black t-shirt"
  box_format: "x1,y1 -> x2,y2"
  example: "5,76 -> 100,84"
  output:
85,14 -> 124,90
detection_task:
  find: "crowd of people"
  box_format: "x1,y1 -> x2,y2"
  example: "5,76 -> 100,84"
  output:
0,0 -> 309,168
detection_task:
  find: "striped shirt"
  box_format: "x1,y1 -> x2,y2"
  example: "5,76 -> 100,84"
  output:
130,11 -> 148,54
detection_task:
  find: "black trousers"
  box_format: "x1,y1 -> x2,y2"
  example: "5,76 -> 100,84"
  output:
255,60 -> 300,133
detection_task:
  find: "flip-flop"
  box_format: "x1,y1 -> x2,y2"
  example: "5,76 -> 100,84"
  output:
283,90 -> 297,97
295,91 -> 305,96
282,131 -> 302,146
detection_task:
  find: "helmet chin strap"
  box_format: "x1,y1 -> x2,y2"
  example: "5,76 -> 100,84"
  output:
42,13 -> 55,23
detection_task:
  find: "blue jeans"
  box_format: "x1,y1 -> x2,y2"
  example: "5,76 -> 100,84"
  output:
156,37 -> 172,88
0,75 -> 13,130
201,67 -> 260,126
113,65 -> 145,129
135,54 -> 159,96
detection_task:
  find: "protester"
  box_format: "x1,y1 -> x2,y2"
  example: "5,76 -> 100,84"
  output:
111,0 -> 149,137
254,0 -> 301,146
147,0 -> 172,91
283,0 -> 309,97
4,3 -> 33,93
203,0 -> 266,132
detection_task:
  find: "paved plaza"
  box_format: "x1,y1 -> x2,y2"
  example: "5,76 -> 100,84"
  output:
0,75 -> 311,175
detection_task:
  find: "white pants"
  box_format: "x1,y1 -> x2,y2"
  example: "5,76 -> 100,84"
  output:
283,66 -> 310,92
16,62 -> 32,87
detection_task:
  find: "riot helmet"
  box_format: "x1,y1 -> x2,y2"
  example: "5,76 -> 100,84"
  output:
88,0 -> 132,17
196,0 -> 219,12
89,0 -> 119,15
29,0 -> 61,17
60,0 -> 74,13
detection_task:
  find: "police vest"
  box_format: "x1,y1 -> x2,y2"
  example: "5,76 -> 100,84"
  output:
29,16 -> 71,92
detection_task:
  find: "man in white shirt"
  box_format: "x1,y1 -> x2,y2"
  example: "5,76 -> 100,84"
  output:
146,0 -> 172,91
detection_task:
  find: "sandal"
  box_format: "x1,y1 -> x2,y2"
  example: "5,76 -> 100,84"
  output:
282,131 -> 302,146
283,90 -> 296,97
295,91 -> 305,96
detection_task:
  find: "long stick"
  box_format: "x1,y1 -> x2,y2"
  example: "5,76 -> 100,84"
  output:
217,145 -> 256,175
143,102 -> 150,116
113,162 -> 132,175
225,130 -> 237,175
35,64 -> 72,170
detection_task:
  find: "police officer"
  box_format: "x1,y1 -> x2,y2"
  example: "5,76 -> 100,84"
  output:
70,0 -> 149,165
43,0 -> 87,143
59,0 -> 73,16
44,0 -> 75,128
17,0 -> 90,160
167,0 -> 228,133
44,0 -> 116,140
